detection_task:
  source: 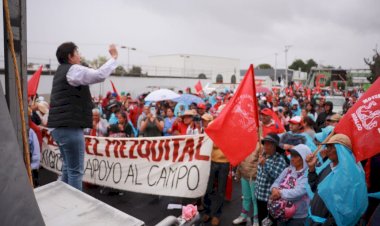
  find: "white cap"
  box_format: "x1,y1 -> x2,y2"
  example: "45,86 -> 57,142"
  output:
289,116 -> 302,124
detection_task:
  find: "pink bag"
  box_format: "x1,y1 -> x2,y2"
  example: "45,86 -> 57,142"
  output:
267,169 -> 303,222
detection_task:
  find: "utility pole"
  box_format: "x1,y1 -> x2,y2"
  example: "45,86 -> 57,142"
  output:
274,53 -> 278,84
285,45 -> 292,87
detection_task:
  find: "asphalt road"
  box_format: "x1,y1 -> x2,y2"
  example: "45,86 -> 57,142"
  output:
39,169 -> 246,226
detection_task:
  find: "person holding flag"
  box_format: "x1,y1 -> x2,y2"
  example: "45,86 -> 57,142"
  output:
205,65 -> 261,225
202,118 -> 230,226
232,143 -> 260,226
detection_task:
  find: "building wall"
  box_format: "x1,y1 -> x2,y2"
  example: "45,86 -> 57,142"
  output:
148,54 -> 240,84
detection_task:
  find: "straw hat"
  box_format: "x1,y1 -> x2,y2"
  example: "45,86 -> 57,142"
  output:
327,114 -> 342,122
201,113 -> 213,121
322,134 -> 352,150
37,101 -> 49,114
182,110 -> 197,117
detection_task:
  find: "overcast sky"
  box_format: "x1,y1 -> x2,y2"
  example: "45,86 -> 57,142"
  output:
1,0 -> 379,70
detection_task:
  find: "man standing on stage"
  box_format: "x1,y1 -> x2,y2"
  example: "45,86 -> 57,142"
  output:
48,42 -> 118,190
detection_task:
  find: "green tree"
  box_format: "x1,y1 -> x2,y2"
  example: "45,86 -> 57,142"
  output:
364,50 -> 380,84
257,63 -> 273,69
289,59 -> 306,71
305,59 -> 318,73
128,66 -> 142,76
115,66 -> 127,76
90,56 -> 107,68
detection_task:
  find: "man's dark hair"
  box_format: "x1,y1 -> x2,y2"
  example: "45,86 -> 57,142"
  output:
56,42 -> 78,64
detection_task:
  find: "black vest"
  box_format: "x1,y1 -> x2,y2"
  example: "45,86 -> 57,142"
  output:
47,64 -> 93,128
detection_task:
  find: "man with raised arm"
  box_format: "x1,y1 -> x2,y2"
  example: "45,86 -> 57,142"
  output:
48,42 -> 118,190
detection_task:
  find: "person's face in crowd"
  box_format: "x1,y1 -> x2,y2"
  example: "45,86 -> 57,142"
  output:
202,119 -> 210,128
190,105 -> 197,110
301,109 -> 308,118
183,116 -> 193,125
263,141 -> 276,156
292,104 -> 298,110
326,144 -> 339,165
306,103 -> 313,112
179,105 -> 185,111
261,114 -> 272,125
283,106 -> 289,114
111,106 -> 118,113
197,108 -> 205,115
285,97 -> 291,104
124,100 -> 130,109
289,122 -> 302,133
93,111 -> 100,123
31,102 -> 38,111
273,99 -> 278,107
117,113 -> 126,124
291,152 -> 303,170
319,98 -> 325,107
166,108 -> 174,118
324,104 -> 331,113
68,49 -> 81,65
143,106 -> 150,115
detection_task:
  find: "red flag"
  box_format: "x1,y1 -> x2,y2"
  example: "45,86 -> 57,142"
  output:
294,82 -> 302,91
334,77 -> 380,162
110,80 -> 120,101
27,65 -> 43,97
332,81 -> 338,90
194,80 -> 203,94
205,65 -> 259,166
306,88 -> 312,100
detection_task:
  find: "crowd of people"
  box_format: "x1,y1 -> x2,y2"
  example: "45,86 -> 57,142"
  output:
26,43 -> 379,226
27,83 -> 380,226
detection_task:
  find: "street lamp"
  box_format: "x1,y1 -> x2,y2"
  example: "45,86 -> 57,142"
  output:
179,55 -> 190,77
284,45 -> 292,87
120,46 -> 136,70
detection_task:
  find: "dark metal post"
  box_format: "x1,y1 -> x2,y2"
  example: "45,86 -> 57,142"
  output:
3,0 -> 28,151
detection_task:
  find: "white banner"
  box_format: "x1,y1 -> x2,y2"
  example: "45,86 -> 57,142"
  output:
40,128 -> 213,198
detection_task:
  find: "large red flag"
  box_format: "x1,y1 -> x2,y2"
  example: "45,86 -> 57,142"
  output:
110,80 -> 120,101
334,77 -> 380,162
27,65 -> 43,97
205,65 -> 259,166
194,80 -> 203,94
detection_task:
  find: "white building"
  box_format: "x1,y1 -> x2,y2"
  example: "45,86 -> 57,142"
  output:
147,54 -> 240,85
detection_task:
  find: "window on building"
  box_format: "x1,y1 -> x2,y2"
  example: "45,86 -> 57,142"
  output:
216,74 -> 223,84
198,73 -> 206,79
231,75 -> 236,84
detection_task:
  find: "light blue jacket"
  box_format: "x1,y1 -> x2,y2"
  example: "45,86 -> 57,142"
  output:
29,129 -> 40,170
270,144 -> 311,219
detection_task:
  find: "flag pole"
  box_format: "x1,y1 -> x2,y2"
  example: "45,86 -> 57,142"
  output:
314,130 -> 335,155
250,65 -> 262,146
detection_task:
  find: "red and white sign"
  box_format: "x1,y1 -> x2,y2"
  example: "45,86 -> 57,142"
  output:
335,78 -> 380,161
40,129 -> 213,198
